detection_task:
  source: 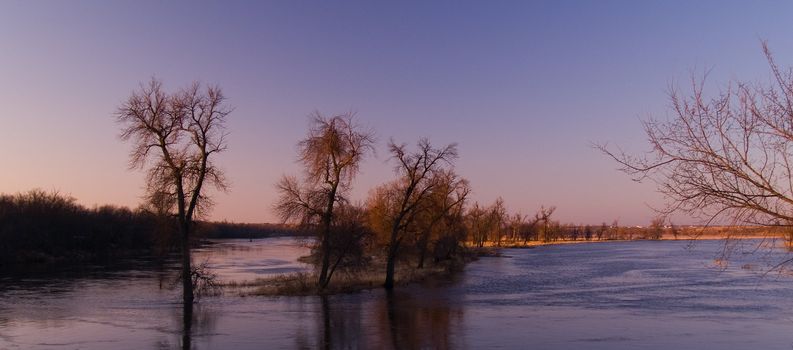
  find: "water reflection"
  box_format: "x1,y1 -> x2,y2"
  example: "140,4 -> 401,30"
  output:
378,289 -> 463,350
296,287 -> 464,350
182,303 -> 193,350
152,303 -> 219,350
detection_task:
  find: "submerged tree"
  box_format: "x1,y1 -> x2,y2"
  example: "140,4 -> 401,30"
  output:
117,78 -> 230,305
600,43 -> 793,228
368,139 -> 458,289
275,112 -> 375,289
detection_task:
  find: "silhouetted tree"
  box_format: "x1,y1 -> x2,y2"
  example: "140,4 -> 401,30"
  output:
369,139 -> 458,289
117,78 -> 230,305
275,113 -> 375,289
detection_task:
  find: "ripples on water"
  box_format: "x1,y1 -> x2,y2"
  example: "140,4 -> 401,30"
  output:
3,238 -> 793,349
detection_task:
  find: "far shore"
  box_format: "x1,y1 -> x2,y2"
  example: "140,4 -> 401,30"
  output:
470,231 -> 789,250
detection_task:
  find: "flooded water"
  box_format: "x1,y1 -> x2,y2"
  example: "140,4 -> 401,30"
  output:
3,238 -> 793,349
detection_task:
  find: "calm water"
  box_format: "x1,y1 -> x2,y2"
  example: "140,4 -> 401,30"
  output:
3,238 -> 793,349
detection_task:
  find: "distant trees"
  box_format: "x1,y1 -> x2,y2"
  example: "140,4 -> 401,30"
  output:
117,78 -> 230,305
600,43 -> 793,228
647,216 -> 665,240
465,198 -> 509,247
466,202 -> 488,247
0,190 -> 159,266
367,139 -> 458,289
274,113 -> 375,290
536,206 -> 556,242
670,222 -> 680,240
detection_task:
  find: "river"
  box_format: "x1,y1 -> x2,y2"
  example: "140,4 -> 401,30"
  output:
2,237 -> 793,349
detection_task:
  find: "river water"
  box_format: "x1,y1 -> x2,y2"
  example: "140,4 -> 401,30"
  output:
3,238 -> 793,349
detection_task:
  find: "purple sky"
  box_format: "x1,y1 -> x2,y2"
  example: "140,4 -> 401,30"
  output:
2,1 -> 792,225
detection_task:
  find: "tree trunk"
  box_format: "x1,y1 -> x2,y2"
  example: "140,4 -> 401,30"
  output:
416,233 -> 428,269
318,221 -> 331,289
384,248 -> 396,290
181,221 -> 194,305
384,227 -> 399,290
318,185 -> 338,289
181,300 -> 193,350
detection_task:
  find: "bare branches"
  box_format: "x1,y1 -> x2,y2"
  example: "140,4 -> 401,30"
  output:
370,138 -> 459,288
275,111 -> 375,288
297,112 -> 376,190
116,78 -> 230,222
598,44 -> 793,226
275,112 -> 375,227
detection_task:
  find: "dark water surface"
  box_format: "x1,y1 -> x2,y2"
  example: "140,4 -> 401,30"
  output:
3,238 -> 793,349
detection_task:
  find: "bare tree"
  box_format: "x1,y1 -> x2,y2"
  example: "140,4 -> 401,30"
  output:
413,169 -> 470,269
466,202 -> 488,247
369,138 -> 458,289
648,216 -> 666,240
599,43 -> 793,229
117,78 -> 230,305
274,112 -> 374,289
488,197 -> 507,246
670,221 -> 681,240
508,213 -> 526,243
536,206 -> 556,242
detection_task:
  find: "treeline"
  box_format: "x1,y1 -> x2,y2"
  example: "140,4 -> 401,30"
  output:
466,203 -> 674,245
0,190 -> 160,266
199,221 -> 305,239
0,190 -> 299,266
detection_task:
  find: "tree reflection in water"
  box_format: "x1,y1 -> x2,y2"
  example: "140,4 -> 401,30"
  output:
182,303 -> 192,350
301,287 -> 464,350
380,289 -> 462,350
152,302 -> 218,350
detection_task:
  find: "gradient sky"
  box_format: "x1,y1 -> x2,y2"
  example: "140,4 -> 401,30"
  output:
2,1 -> 793,225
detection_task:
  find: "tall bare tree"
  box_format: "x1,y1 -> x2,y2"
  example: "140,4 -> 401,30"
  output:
117,78 -> 229,305
368,139 -> 458,289
599,43 -> 793,228
275,112 -> 374,289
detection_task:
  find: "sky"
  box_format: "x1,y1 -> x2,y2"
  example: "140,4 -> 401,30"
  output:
2,1 -> 793,225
